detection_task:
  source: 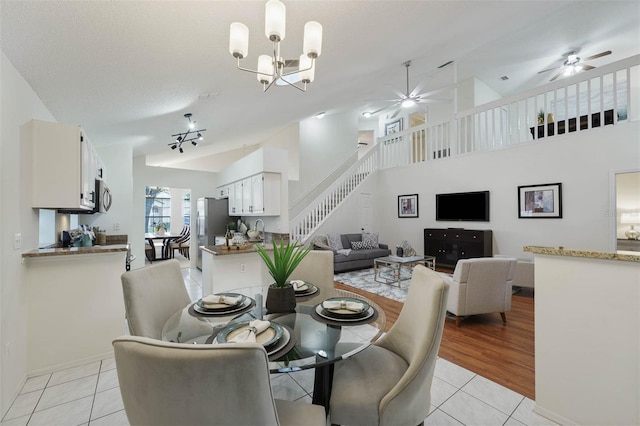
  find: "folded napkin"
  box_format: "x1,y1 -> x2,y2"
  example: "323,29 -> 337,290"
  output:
202,294 -> 241,307
322,300 -> 365,313
228,320 -> 271,343
290,280 -> 307,290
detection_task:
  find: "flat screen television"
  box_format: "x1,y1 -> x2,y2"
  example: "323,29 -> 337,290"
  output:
436,191 -> 490,222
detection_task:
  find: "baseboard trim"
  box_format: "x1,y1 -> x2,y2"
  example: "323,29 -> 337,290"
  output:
27,349 -> 114,378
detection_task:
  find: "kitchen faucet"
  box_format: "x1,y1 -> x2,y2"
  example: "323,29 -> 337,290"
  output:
254,219 -> 265,232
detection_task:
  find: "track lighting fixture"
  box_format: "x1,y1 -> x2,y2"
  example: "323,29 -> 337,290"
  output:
168,113 -> 207,153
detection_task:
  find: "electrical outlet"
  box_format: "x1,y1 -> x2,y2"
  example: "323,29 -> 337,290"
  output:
113,223 -> 120,231
240,264 -> 246,273
14,233 -> 21,250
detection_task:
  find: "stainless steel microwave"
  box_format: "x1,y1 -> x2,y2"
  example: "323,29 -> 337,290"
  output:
96,179 -> 112,213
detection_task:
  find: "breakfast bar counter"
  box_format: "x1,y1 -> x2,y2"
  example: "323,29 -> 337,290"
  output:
525,245 -> 639,425
22,244 -> 128,258
200,244 -> 272,295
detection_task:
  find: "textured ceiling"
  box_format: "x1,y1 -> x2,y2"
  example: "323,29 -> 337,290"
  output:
2,0 -> 639,170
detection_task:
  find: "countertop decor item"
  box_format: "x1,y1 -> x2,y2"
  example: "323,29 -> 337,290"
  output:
255,240 -> 311,313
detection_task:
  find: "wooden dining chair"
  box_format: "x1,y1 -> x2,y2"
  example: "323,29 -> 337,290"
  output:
120,259 -> 191,339
113,336 -> 326,426
329,265 -> 449,426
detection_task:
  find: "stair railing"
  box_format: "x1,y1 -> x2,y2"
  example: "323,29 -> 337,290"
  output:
289,147 -> 379,243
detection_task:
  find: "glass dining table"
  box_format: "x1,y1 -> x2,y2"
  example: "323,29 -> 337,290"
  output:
161,285 -> 386,409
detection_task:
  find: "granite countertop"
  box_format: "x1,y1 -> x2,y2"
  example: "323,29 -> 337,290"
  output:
523,245 -> 640,262
201,243 -> 270,256
22,244 -> 129,258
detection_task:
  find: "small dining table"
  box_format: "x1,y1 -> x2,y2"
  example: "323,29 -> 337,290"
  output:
162,286 -> 386,409
144,233 -> 180,261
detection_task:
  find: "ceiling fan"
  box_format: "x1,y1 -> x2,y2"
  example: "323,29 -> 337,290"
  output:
363,60 -> 451,119
538,50 -> 612,81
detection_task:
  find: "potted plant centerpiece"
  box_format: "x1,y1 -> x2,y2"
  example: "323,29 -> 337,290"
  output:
254,240 -> 311,313
154,222 -> 167,236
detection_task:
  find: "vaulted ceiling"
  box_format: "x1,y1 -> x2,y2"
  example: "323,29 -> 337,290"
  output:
2,0 -> 638,170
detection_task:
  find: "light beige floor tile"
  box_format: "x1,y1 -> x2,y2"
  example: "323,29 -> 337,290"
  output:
28,396 -> 92,426
439,391 -> 509,425
288,369 -> 316,394
434,358 -> 476,388
100,357 -> 116,373
424,408 -> 464,425
91,387 -> 124,420
48,361 -> 100,386
96,369 -> 119,393
270,374 -> 307,401
430,376 -> 459,407
462,374 -> 524,415
511,397 -> 559,426
89,409 -> 129,426
0,414 -> 30,426
35,375 -> 97,412
20,374 -> 50,394
2,390 -> 43,421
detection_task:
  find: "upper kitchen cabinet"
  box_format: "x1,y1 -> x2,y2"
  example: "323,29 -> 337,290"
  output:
226,173 -> 280,216
26,119 -> 96,210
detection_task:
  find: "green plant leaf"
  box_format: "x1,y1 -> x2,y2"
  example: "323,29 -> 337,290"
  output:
254,241 -> 312,287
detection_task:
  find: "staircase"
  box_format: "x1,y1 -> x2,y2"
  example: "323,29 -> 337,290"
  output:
289,147 -> 379,243
289,54 -> 639,243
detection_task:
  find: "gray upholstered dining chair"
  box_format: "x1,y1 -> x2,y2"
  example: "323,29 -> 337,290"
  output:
113,336 -> 326,426
289,250 -> 334,306
443,257 -> 517,326
120,259 -> 191,339
329,265 -> 449,426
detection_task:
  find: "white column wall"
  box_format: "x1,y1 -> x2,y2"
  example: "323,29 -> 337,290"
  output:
0,51 -> 56,416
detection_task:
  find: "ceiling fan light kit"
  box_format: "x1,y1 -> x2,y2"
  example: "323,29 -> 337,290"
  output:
538,50 -> 611,81
229,0 -> 322,92
169,113 -> 206,153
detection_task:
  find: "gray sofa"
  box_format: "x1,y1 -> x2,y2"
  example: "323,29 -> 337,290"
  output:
313,233 -> 391,273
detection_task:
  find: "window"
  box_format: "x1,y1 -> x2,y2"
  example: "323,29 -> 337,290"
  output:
145,187 -> 171,233
183,192 -> 191,226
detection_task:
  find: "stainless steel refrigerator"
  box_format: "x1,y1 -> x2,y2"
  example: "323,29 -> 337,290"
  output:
196,197 -> 238,270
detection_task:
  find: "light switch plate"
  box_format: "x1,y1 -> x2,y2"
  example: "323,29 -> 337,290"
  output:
14,233 -> 21,250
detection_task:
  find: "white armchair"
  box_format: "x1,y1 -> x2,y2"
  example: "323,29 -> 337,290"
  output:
444,257 -> 517,327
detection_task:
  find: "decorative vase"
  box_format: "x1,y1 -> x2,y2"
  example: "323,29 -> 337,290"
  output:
155,228 -> 165,236
265,285 -> 296,313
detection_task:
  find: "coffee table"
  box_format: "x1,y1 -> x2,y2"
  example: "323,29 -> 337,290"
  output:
374,255 -> 436,288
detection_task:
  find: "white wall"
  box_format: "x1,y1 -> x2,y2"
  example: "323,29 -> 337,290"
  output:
261,123 -> 300,181
373,121 -> 640,260
0,51 -> 56,417
290,111 -> 359,203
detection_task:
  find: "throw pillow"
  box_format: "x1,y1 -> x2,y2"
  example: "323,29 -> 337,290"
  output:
312,235 -> 333,251
362,232 -> 379,248
327,233 -> 344,250
351,240 -> 374,250
351,241 -> 365,250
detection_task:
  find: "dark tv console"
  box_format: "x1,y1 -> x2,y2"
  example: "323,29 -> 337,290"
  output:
424,228 -> 493,269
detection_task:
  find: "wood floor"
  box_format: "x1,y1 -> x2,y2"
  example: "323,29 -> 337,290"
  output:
334,282 -> 535,400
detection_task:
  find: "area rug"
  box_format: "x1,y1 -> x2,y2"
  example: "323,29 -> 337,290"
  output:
333,267 -> 411,303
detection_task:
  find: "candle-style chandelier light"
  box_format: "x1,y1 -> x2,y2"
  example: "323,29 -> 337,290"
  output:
168,113 -> 206,153
229,0 -> 323,92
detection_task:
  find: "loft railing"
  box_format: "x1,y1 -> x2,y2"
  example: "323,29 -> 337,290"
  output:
290,55 -> 638,242
379,54 -> 639,168
289,147 -> 378,243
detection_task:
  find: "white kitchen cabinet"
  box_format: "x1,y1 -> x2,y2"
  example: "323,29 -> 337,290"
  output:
229,181 -> 244,215
216,184 -> 230,199
27,119 -> 96,210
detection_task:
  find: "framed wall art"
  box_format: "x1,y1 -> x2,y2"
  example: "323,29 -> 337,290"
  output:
398,194 -> 419,218
385,118 -> 403,135
518,183 -> 563,218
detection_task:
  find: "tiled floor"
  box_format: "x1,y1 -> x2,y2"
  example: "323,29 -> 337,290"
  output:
1,265 -> 556,426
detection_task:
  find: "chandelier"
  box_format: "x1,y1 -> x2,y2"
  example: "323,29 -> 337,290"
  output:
168,113 -> 206,153
229,0 -> 323,92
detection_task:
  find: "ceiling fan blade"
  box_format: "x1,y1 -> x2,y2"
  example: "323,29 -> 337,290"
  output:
583,50 -> 612,61
549,69 -> 565,82
580,64 -> 595,71
390,108 -> 402,119
368,101 -> 401,115
417,97 -> 450,104
538,65 -> 562,74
